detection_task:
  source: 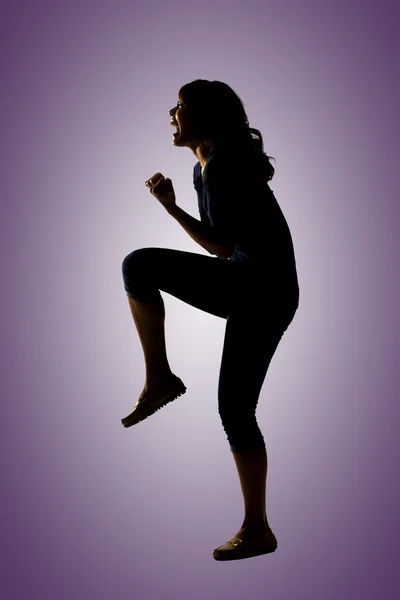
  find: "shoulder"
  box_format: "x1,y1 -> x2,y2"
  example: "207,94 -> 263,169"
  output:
193,161 -> 202,191
203,149 -> 230,184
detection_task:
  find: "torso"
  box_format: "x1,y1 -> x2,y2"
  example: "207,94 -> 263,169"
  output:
195,152 -> 299,300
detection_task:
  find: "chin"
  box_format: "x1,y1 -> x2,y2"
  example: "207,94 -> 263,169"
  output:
172,135 -> 186,147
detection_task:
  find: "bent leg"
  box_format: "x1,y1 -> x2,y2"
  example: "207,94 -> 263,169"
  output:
122,247 -> 251,319
121,247 -> 251,388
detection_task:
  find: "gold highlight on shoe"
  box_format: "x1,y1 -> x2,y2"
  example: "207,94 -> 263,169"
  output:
231,538 -> 244,547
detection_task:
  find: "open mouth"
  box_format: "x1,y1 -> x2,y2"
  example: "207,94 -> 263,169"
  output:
172,125 -> 180,137
171,119 -> 181,138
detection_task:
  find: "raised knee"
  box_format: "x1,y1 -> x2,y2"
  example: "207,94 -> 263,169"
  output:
122,248 -> 162,301
122,248 -> 149,276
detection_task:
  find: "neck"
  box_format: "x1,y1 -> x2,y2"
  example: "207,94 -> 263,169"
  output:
190,141 -> 215,168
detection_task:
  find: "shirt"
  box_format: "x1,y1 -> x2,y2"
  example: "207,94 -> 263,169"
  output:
193,146 -> 299,293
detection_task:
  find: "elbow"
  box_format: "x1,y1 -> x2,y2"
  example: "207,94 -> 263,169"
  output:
215,246 -> 235,260
211,248 -> 226,260
224,242 -> 236,260
208,232 -> 235,259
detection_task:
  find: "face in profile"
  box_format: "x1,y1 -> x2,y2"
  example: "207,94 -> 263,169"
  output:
169,95 -> 199,148
169,94 -> 215,158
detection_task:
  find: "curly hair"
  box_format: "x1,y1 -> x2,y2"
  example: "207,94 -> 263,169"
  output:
179,79 -> 275,182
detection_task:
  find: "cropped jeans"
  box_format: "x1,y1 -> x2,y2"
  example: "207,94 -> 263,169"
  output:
122,247 -> 299,453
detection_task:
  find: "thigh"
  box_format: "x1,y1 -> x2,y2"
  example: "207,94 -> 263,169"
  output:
122,247 -> 252,319
217,300 -> 287,418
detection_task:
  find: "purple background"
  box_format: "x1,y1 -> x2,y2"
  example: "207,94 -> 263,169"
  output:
2,0 -> 399,598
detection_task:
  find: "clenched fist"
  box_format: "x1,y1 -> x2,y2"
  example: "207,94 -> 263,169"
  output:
145,173 -> 176,211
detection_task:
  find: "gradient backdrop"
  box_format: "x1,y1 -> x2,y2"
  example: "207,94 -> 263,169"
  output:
2,0 -> 399,598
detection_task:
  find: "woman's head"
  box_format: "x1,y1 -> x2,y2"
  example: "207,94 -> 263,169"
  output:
170,79 -> 275,181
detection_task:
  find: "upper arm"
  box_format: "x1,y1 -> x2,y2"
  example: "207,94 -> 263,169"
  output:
203,157 -> 238,247
194,164 -> 211,227
193,158 -> 237,259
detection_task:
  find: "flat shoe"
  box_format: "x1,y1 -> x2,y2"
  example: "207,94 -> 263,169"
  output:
213,528 -> 278,561
121,376 -> 187,428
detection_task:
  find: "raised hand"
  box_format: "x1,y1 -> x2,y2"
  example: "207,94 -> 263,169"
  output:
145,173 -> 176,211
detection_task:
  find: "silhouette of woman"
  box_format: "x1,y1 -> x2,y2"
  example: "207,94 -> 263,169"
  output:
121,80 -> 300,560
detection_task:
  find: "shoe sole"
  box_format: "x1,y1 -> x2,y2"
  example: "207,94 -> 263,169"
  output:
213,544 -> 277,561
121,378 -> 187,428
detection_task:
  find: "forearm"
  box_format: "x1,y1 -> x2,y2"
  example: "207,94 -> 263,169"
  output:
166,204 -> 234,260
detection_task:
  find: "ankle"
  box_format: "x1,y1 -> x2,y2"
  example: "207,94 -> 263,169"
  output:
146,362 -> 173,376
241,518 -> 270,531
145,369 -> 175,384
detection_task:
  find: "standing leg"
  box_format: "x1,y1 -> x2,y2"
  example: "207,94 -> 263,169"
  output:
217,305 -> 286,541
232,447 -> 270,534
